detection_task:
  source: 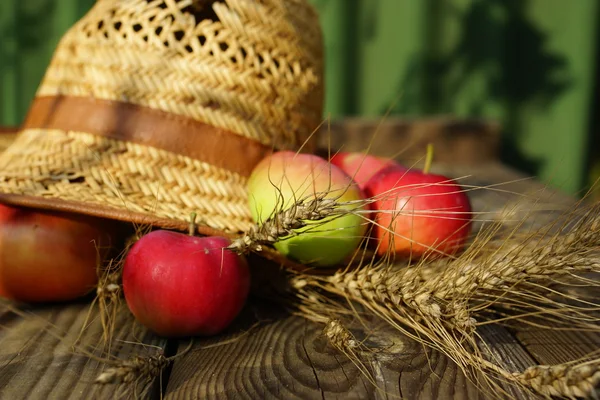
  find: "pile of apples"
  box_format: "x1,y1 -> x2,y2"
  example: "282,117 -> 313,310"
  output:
0,203 -> 251,338
248,150 -> 472,265
0,148 -> 471,338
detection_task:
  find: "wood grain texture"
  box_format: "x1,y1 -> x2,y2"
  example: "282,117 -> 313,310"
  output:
515,327 -> 600,366
0,301 -> 166,400
164,303 -> 539,400
476,325 -> 539,400
368,327 -> 488,400
165,304 -> 377,400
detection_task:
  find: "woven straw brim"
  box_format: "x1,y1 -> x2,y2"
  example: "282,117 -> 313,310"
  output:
0,128 -> 253,235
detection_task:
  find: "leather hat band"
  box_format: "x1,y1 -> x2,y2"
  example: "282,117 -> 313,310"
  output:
23,95 -> 272,177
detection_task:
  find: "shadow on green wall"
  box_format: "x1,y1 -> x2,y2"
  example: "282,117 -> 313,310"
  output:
0,1 -> 59,121
386,0 -> 573,177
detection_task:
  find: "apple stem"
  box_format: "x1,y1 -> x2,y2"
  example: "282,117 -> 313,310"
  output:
188,212 -> 197,236
423,143 -> 434,174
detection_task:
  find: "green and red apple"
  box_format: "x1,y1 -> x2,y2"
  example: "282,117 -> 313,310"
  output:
247,151 -> 367,267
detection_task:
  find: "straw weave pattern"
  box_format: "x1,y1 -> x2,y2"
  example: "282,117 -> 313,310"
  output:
0,129 -> 253,232
0,0 -> 323,233
38,0 -> 324,149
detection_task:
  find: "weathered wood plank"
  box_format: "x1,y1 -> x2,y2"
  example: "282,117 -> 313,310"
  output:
476,325 -> 539,400
0,301 -> 166,400
165,301 -> 540,399
514,327 -> 600,366
367,326 -> 489,400
165,308 -> 492,399
164,303 -> 377,400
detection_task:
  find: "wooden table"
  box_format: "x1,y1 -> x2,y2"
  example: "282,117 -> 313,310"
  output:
0,120 -> 598,399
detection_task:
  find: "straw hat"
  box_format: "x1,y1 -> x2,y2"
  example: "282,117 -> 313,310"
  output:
0,0 -> 324,238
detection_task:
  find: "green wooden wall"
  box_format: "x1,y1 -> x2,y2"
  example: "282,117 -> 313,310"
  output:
1,0 -> 598,196
0,0 -> 96,126
315,0 -> 599,196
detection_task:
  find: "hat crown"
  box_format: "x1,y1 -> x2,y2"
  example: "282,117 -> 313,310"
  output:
38,0 -> 324,150
0,0 -> 325,237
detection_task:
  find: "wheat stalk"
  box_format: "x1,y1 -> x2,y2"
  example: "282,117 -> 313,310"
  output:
96,265 -> 123,344
513,360 -> 600,399
292,270 -> 600,399
429,208 -> 600,302
423,202 -> 600,331
290,270 -> 511,396
323,318 -> 361,351
285,201 -> 600,398
227,194 -> 368,254
95,353 -> 169,385
293,263 -> 471,331
309,201 -> 600,327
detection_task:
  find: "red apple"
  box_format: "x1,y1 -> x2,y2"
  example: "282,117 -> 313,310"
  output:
122,231 -> 250,337
247,151 -> 368,267
330,152 -> 403,189
0,203 -> 119,302
365,166 -> 472,258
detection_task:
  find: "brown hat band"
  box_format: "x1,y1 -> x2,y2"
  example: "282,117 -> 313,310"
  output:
23,95 -> 272,177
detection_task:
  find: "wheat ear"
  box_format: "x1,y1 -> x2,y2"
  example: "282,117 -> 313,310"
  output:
292,269 -> 600,399
288,204 -> 600,398
513,360 -> 600,399
229,194 -> 371,254
429,205 -> 600,302
323,319 -> 361,352
317,202 -> 600,329
95,353 -> 168,385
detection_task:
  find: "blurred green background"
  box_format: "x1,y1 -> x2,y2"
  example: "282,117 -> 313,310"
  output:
0,0 -> 598,197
